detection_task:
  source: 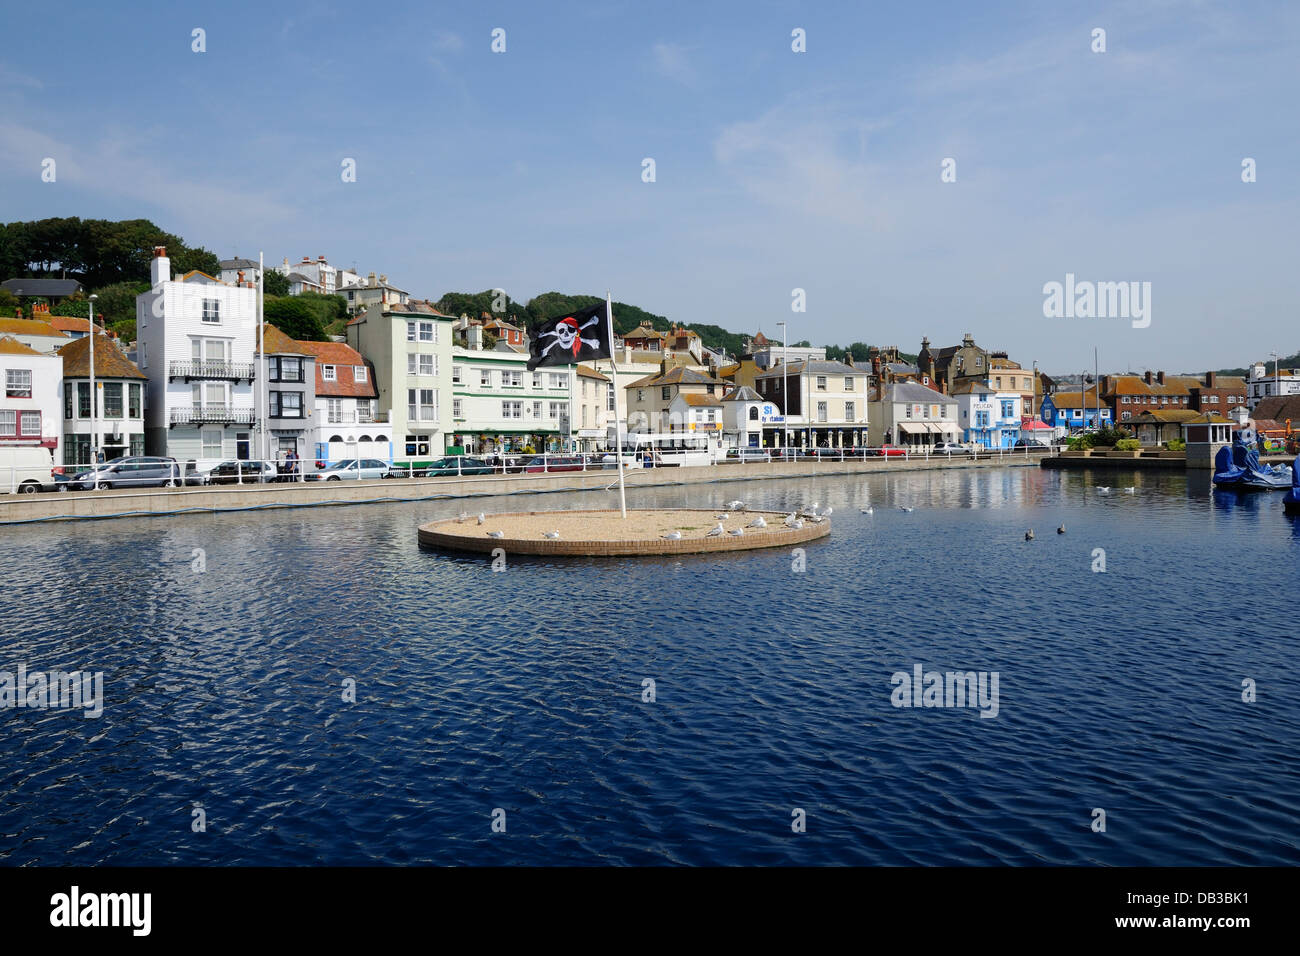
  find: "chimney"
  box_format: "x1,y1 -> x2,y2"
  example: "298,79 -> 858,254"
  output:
1100,374 -> 1111,396
318,256 -> 326,262
150,246 -> 169,286
302,256 -> 311,263
1157,370 -> 1165,385
237,270 -> 245,285
379,274 -> 387,284
1144,371 -> 1153,385
1205,371 -> 1216,387
367,271 -> 377,287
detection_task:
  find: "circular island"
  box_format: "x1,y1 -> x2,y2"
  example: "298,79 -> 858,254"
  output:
418,508 -> 830,556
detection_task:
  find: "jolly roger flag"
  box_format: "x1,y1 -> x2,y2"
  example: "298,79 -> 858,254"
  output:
526,302 -> 613,370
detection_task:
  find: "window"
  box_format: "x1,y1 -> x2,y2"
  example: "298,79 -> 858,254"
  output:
419,322 -> 434,342
923,404 -> 930,418
280,357 -> 302,383
419,354 -> 435,376
328,399 -> 343,423
405,435 -> 430,456
532,401 -> 542,419
1001,400 -> 1015,419
637,390 -> 644,402
103,382 -> 123,419
452,365 -> 463,384
844,376 -> 853,391
408,389 -> 436,420
407,354 -> 417,375
905,404 -> 912,419
201,428 -> 223,458
815,376 -> 827,391
502,401 -> 523,419
452,398 -> 463,418
272,391 -> 302,418
975,410 -> 990,427
407,323 -> 417,342
607,384 -> 615,412
532,373 -> 543,389
203,382 -> 225,406
77,382 -> 91,417
64,385 -> 73,420
817,402 -> 828,423
323,365 -> 336,382
354,366 -> 367,383
0,410 -> 13,436
549,402 -> 564,419
267,356 -> 280,380
503,370 -> 522,387
5,369 -> 32,398
550,373 -> 565,389
661,386 -> 671,401
995,377 -> 1002,388
201,299 -> 220,323
1121,396 -> 1130,404
845,401 -> 855,420
1122,411 -> 1131,421
480,370 -> 492,388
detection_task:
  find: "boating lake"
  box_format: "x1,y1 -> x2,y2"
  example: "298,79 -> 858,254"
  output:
2,466 -> 1297,865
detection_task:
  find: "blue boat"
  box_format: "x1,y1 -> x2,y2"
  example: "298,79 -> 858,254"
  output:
1213,436 -> 1292,491
1284,454 -> 1300,514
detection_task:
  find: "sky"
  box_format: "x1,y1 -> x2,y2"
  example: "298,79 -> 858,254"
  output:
1,0 -> 1295,374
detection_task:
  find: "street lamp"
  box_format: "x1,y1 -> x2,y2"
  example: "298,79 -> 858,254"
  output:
777,320 -> 788,453
88,294 -> 99,489
1270,351 -> 1278,401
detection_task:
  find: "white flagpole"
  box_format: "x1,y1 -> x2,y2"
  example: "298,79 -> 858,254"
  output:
258,251 -> 267,463
607,291 -> 627,518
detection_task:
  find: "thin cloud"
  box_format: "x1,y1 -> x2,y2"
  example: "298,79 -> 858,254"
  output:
652,42 -> 696,85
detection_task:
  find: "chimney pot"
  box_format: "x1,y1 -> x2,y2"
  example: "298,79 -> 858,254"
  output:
1157,371 -> 1165,385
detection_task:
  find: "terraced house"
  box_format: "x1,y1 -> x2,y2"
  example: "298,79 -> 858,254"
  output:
294,339 -> 390,465
754,358 -> 869,448
57,331 -> 146,466
626,364 -> 729,434
450,326 -> 573,454
346,301 -> 454,464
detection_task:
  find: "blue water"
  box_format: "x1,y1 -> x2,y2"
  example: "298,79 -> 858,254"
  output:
2,466 -> 1298,865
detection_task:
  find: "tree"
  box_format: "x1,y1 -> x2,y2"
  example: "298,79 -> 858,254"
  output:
262,268 -> 289,297
264,297 -> 327,341
0,288 -> 18,318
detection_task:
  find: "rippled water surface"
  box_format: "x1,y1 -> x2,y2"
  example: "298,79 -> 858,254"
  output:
2,466 -> 1298,865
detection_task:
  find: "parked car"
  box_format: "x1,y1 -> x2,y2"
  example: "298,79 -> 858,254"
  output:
728,447 -> 772,463
1,446 -> 56,494
306,458 -> 392,481
1013,438 -> 1051,449
933,441 -> 970,455
206,460 -> 278,485
521,454 -> 588,473
61,456 -> 183,491
389,456 -> 495,478
870,445 -> 908,458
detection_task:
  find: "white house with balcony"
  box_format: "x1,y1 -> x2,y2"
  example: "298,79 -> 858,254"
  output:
295,339 -> 392,465
136,246 -> 259,464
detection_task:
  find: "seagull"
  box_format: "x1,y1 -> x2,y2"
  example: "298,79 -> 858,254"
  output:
861,506 -> 874,515
899,506 -> 915,513
714,514 -> 730,521
1096,487 -> 1111,495
747,516 -> 767,528
1124,486 -> 1136,494
477,512 -> 486,525
728,527 -> 744,536
783,513 -> 799,528
1057,523 -> 1066,534
726,500 -> 744,510
1025,529 -> 1035,541
790,519 -> 804,530
543,530 -> 560,539
662,530 -> 683,540
706,523 -> 725,537
487,530 -> 504,538
822,506 -> 833,516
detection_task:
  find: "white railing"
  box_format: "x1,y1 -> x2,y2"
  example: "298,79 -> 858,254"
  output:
2,443 -> 1065,495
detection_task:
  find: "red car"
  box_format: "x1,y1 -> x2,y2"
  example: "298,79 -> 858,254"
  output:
522,455 -> 588,473
871,445 -> 908,457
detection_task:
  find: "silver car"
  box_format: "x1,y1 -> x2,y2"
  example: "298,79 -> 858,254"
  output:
306,458 -> 392,481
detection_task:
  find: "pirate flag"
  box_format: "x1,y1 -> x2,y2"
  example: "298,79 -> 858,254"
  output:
526,302 -> 613,370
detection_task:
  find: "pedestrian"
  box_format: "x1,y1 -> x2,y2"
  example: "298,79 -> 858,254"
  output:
287,448 -> 299,480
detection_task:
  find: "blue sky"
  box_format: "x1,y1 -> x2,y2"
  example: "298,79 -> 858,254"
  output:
1,0 -> 1295,372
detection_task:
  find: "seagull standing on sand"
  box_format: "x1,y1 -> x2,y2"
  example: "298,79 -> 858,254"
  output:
790,518 -> 804,530
747,516 -> 767,528
726,500 -> 745,511
543,531 -> 560,539
706,522 -> 725,537
487,530 -> 504,538
783,513 -> 799,528
662,530 -> 683,540
728,527 -> 744,537
477,512 -> 486,525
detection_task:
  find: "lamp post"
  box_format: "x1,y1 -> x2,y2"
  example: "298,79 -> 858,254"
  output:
1270,351 -> 1278,402
777,320 -> 788,453
88,294 -> 99,489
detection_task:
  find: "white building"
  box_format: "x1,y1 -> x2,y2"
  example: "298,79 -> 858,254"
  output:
219,257 -> 265,288
720,385 -> 779,449
136,247 -> 259,463
574,364 -> 611,451
667,391 -> 723,436
56,331 -> 146,466
0,335 -> 61,457
0,317 -> 70,354
952,381 -> 1022,448
451,333 -> 573,454
752,359 -> 869,448
869,382 -> 960,448
341,273 -> 409,315
294,339 -> 392,465
753,344 -> 827,370
1247,361 -> 1300,411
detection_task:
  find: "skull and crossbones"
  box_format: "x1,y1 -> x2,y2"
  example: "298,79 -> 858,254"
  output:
539,314 -> 600,359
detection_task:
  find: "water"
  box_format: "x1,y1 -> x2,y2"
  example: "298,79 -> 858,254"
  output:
2,466 -> 1297,865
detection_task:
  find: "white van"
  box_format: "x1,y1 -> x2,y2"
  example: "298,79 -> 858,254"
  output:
0,446 -> 55,494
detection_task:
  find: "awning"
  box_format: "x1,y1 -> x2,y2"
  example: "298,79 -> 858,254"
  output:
899,422 -> 928,434
936,422 -> 961,434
